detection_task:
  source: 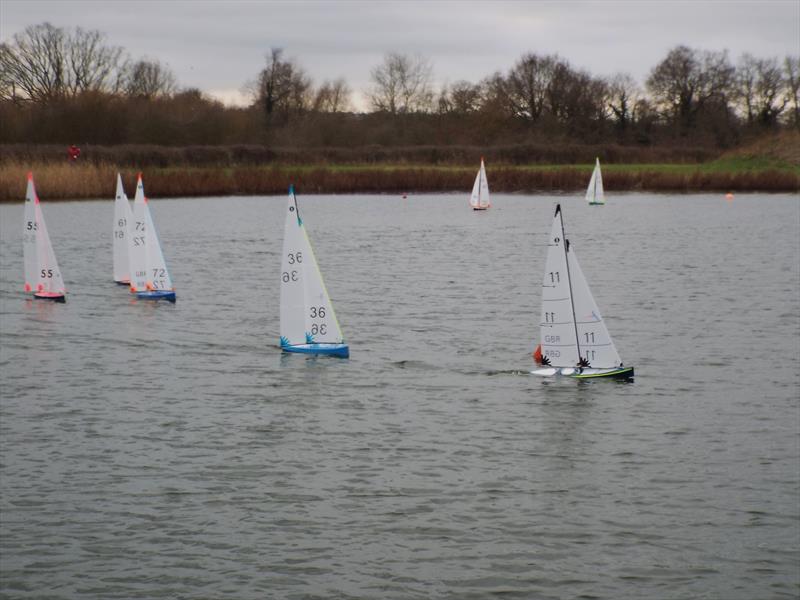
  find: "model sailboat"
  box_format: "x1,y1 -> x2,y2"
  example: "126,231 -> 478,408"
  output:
586,158 -> 605,205
279,186 -> 349,357
532,205 -> 633,379
469,157 -> 490,210
113,174 -> 133,285
22,173 -> 66,302
128,174 -> 176,302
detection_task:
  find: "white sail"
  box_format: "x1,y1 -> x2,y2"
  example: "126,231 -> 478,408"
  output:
128,176 -> 148,293
539,205 -> 580,367
585,158 -> 605,205
143,198 -> 173,292
469,159 -> 491,209
113,174 -> 132,283
23,175 -> 38,292
22,175 -> 65,296
567,250 -> 622,368
280,187 -> 344,346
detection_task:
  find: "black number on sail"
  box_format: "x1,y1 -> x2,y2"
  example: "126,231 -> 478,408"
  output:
584,332 -> 595,343
26,221 -> 38,231
311,323 -> 327,336
549,271 -> 560,283
118,218 -> 126,227
544,312 -> 556,323
114,231 -> 125,239
40,268 -> 53,278
282,270 -> 298,283
135,221 -> 145,231
287,252 -> 303,265
152,268 -> 166,279
310,306 -> 326,319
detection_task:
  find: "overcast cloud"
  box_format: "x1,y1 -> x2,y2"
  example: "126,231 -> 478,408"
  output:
2,0 -> 798,109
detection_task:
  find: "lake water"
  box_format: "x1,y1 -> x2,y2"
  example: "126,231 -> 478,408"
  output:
1,192 -> 798,599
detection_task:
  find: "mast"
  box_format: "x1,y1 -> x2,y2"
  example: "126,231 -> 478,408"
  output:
557,205 -> 582,362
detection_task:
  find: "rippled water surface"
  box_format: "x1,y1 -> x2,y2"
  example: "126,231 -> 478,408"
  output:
1,192 -> 798,599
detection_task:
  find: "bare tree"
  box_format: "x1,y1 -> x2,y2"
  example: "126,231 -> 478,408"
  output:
254,48 -> 311,124
437,80 -> 482,114
367,53 -> 433,114
313,78 -> 350,112
737,54 -> 787,127
123,59 -> 177,99
784,56 -> 800,128
0,23 -> 67,101
66,27 -> 126,95
0,22 -> 126,102
505,53 -> 552,121
646,45 -> 735,130
607,73 -> 640,132
736,54 -> 759,124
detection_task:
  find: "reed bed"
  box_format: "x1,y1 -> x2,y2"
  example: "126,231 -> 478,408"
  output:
0,142 -> 718,168
1,161 -> 797,202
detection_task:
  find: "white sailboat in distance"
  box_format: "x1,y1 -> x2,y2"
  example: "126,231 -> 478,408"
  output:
532,204 -> 633,379
22,173 -> 66,302
586,158 -> 605,205
279,185 -> 349,358
469,157 -> 491,210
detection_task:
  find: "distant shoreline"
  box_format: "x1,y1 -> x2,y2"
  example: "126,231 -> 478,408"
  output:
1,161 -> 797,202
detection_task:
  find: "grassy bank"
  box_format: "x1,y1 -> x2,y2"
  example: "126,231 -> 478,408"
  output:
0,157 -> 797,201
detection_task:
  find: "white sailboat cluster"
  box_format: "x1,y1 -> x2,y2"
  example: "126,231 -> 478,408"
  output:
469,158 -> 491,210
115,173 -> 176,302
532,204 -> 633,379
23,174 -> 66,302
22,172 -> 635,374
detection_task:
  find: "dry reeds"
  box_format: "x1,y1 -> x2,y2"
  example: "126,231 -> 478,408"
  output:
1,162 -> 796,202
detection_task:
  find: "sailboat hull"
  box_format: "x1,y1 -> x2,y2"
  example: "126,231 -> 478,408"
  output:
281,342 -> 350,358
531,366 -> 634,380
33,291 -> 66,303
136,290 -> 176,303
472,207 -> 489,211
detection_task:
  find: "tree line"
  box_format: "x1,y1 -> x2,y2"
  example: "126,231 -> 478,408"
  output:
1,22 -> 798,152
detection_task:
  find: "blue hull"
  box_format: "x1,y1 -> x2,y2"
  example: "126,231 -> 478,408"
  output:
281,343 -> 349,358
136,290 -> 176,303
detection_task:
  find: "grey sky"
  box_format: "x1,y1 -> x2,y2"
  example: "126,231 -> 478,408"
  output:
2,0 -> 798,109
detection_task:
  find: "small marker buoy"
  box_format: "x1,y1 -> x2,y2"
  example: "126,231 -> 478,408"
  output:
725,192 -> 734,201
